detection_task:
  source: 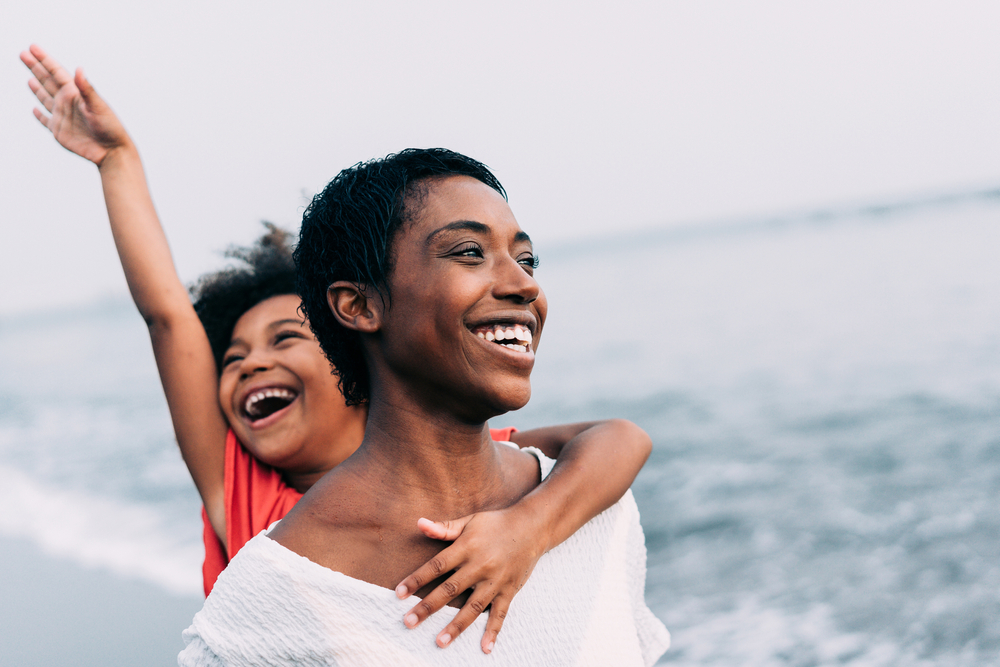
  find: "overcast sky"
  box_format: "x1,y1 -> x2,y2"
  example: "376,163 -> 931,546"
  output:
3,1 -> 998,315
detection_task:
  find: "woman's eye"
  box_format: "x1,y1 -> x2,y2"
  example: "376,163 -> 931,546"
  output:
453,244 -> 484,259
275,331 -> 302,345
518,254 -> 540,270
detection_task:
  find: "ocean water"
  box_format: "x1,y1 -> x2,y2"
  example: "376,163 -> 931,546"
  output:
2,194 -> 999,664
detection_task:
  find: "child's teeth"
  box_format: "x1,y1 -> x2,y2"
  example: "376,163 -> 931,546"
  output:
495,329 -> 506,341
485,331 -> 495,342
244,388 -> 296,414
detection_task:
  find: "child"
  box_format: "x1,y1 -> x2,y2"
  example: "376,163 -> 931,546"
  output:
22,45 -> 653,652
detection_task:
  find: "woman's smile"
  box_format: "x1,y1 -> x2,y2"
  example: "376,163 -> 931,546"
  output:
467,315 -> 538,363
375,175 -> 547,416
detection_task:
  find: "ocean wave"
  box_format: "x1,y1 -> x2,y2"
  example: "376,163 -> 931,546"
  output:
0,463 -> 202,597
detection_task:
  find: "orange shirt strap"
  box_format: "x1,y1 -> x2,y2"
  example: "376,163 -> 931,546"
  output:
489,426 -> 518,442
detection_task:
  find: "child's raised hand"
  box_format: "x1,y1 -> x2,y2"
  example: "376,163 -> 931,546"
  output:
20,44 -> 129,166
395,509 -> 548,655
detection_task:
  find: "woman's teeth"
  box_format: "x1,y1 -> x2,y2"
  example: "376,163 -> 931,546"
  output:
476,324 -> 532,352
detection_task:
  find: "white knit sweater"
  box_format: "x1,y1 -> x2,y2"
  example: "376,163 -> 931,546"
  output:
179,449 -> 669,666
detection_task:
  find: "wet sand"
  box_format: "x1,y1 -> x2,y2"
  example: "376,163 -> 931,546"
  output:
1,536 -> 202,667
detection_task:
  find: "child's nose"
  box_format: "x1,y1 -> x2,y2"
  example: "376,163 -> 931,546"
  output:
239,349 -> 275,377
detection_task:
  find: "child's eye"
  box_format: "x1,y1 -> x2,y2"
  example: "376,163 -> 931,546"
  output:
222,353 -> 243,368
275,331 -> 302,344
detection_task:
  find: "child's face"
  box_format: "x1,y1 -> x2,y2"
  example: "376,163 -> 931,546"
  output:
218,294 -> 366,474
374,175 -> 547,418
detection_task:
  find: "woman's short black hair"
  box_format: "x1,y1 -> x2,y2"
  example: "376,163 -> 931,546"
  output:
191,223 -> 298,373
295,148 -> 506,406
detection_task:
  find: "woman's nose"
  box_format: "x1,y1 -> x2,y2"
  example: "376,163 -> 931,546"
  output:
493,255 -> 540,304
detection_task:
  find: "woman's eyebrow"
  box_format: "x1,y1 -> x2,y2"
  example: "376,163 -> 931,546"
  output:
424,220 -> 490,246
425,221 -> 533,248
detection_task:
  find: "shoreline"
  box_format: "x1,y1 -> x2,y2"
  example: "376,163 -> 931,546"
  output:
1,536 -> 202,667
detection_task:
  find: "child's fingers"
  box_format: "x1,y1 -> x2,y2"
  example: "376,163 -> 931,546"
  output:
395,542 -> 466,599
31,106 -> 51,130
401,568 -> 475,629
26,45 -> 57,94
19,49 -> 48,88
27,78 -> 55,113
25,60 -> 54,96
416,515 -> 472,542
479,592 -> 512,654
434,583 -> 497,649
75,69 -> 98,106
19,49 -> 39,72
29,45 -> 72,97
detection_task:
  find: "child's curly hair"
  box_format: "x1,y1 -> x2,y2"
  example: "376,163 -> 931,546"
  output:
190,223 -> 299,373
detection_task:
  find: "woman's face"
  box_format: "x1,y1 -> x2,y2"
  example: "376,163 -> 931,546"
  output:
217,294 -> 366,473
374,175 -> 547,419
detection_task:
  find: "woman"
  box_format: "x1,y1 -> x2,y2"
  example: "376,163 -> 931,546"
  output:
180,149 -> 670,665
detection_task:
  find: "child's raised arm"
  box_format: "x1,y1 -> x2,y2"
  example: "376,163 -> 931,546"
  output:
395,418 -> 652,654
21,45 -> 229,542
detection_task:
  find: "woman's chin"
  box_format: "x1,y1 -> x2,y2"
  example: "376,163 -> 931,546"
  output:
485,383 -> 532,415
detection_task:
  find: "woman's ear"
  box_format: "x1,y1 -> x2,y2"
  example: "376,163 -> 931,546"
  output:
327,281 -> 382,333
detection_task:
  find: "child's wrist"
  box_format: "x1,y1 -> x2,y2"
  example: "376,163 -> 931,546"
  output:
505,494 -> 558,556
97,138 -> 138,170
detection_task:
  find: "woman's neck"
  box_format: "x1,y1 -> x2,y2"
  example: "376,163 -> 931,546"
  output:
339,392 -> 509,513
266,383 -> 541,591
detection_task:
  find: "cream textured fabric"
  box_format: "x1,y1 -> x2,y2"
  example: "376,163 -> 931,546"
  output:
179,448 -> 669,666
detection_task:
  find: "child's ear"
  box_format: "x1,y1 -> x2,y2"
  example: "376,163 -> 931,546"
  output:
327,281 -> 381,333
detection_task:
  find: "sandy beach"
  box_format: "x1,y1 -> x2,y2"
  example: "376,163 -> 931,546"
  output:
1,536 -> 201,667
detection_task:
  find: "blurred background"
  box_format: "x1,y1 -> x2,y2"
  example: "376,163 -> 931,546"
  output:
2,2 -> 999,665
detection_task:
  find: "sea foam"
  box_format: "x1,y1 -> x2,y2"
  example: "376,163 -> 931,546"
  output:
0,463 -> 202,596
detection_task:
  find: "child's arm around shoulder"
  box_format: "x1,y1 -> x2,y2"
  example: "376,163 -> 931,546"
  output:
22,45 -> 229,542
395,419 -> 652,653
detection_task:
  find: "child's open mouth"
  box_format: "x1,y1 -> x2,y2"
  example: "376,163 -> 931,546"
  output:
243,387 -> 299,423
471,323 -> 533,353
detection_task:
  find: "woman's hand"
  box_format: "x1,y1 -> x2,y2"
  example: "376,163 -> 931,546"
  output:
20,44 -> 130,166
395,509 -> 548,654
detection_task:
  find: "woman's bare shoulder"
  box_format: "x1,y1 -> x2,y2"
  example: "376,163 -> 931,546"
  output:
269,465 -> 372,542
497,440 -> 546,486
